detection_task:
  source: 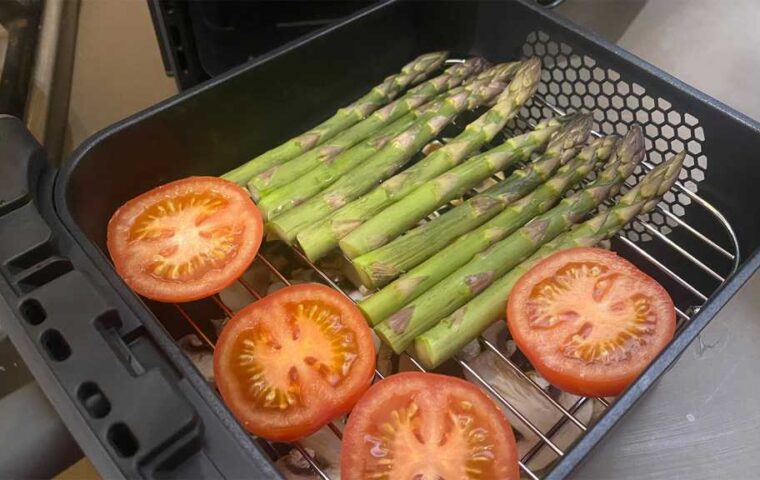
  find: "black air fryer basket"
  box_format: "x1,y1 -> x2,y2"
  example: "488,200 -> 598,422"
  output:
2,1 -> 760,478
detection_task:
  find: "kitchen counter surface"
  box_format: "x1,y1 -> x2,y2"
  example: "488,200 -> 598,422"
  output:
559,2 -> 760,477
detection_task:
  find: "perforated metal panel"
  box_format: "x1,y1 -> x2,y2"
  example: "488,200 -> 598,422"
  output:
520,30 -> 708,242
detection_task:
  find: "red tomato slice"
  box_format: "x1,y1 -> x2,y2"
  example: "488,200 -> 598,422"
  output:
214,284 -> 376,441
341,372 -> 520,480
107,177 -> 262,303
507,247 -> 676,397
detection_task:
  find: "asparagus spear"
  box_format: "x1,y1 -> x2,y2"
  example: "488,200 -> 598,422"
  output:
248,58 -> 490,202
222,51 -> 449,185
358,118 -> 601,323
268,68 -> 514,244
414,150 -> 685,368
255,60 -> 500,219
257,113 -> 420,218
374,127 -> 644,353
350,114 -> 588,288
296,59 -> 542,261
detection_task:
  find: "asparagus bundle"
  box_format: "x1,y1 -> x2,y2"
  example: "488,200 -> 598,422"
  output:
249,58 -> 490,203
359,119 -> 603,324
255,60 -> 499,219
268,67 -> 514,244
350,114 -> 590,289
339,106 -> 584,257
414,150 -> 685,368
374,127 -> 644,353
296,58 -> 543,261
223,51 -> 448,185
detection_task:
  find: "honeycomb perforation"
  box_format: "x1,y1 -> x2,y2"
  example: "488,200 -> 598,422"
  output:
521,31 -> 707,241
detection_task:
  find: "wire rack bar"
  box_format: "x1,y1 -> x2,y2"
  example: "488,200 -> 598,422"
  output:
255,437 -> 281,461
405,354 -> 428,373
238,277 -> 263,300
174,304 -> 214,348
520,460 -> 541,480
616,236 -> 709,302
293,443 -> 331,480
212,296 -> 233,317
257,254 -> 291,284
521,397 -> 589,465
478,338 -> 587,431
631,218 -> 724,282
458,358 -> 564,456
289,247 -> 348,294
327,422 -> 343,440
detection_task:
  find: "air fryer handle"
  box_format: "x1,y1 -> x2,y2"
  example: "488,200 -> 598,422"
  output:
0,116 -> 203,479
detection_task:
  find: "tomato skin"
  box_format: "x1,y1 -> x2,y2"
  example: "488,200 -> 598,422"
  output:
507,247 -> 676,397
214,284 -> 376,442
107,177 -> 263,303
341,372 -> 520,480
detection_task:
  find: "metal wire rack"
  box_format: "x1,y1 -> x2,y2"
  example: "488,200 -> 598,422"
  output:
169,78 -> 739,479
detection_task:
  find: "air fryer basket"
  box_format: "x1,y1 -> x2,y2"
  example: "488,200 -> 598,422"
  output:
2,1 -> 760,478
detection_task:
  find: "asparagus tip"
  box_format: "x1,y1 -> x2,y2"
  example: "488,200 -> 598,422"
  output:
669,149 -> 687,172
524,56 -> 542,68
556,112 -> 583,124
620,124 -> 646,159
467,57 -> 491,75
547,113 -> 593,152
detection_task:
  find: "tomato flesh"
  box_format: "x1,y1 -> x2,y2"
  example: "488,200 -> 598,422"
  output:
508,247 -> 676,397
107,177 -> 262,302
214,284 -> 376,441
341,372 -> 520,480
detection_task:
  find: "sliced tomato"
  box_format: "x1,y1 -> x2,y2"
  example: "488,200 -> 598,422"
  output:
507,247 -> 676,397
107,177 -> 263,303
341,372 -> 520,480
214,283 -> 376,441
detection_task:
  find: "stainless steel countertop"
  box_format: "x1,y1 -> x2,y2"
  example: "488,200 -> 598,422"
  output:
555,2 -> 760,475
573,264 -> 760,478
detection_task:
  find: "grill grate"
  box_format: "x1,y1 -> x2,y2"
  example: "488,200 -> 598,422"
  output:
169,61 -> 739,478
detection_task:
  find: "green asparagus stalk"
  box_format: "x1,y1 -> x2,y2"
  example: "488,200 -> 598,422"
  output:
414,150 -> 685,368
374,127 -> 644,353
358,118 -> 600,323
350,114 -> 589,288
255,60 -> 500,219
248,58 -> 490,202
267,69 -> 513,244
257,114 -> 419,218
295,59 -> 542,261
339,96 -> 565,256
222,51 -> 448,185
